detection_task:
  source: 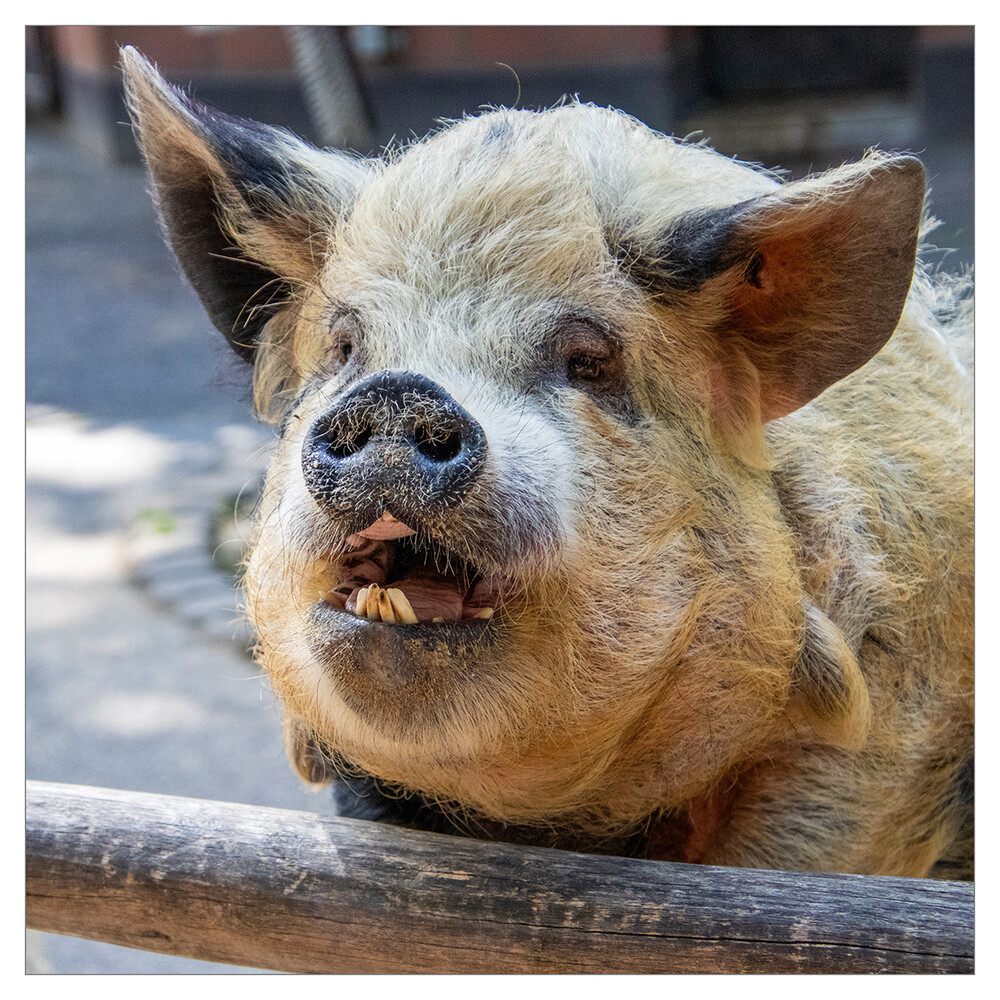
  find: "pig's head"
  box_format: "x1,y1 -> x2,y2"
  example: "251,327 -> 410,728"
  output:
124,49 -> 923,835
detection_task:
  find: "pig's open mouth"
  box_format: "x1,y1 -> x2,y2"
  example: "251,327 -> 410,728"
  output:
318,513 -> 504,626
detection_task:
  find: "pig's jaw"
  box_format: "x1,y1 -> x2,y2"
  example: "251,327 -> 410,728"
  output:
294,509 -> 522,732
302,561 -> 511,740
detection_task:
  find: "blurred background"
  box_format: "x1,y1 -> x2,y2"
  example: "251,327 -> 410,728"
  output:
26,25 -> 974,974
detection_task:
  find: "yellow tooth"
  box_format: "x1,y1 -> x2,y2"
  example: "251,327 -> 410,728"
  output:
474,607 -> 494,619
376,588 -> 396,623
354,586 -> 369,617
366,586 -> 384,620
432,617 -> 444,623
387,588 -> 419,624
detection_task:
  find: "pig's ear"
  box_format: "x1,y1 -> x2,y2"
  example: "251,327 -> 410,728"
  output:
121,46 -> 368,362
703,154 -> 925,424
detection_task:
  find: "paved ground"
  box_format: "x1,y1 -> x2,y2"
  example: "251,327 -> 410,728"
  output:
26,93 -> 972,973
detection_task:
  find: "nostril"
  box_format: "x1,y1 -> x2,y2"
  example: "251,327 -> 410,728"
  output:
414,423 -> 462,463
315,417 -> 372,460
327,425 -> 371,459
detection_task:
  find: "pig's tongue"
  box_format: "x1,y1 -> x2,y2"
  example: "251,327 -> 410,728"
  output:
383,568 -> 465,622
375,571 -> 502,622
347,516 -> 464,618
333,516 -> 503,623
339,571 -> 464,621
339,568 -> 502,623
347,512 -> 417,544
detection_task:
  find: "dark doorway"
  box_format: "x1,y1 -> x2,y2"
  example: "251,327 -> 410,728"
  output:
699,26 -> 918,99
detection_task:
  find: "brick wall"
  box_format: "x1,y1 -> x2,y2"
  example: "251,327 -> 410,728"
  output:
51,25 -> 294,75
34,25 -> 972,162
402,25 -> 669,68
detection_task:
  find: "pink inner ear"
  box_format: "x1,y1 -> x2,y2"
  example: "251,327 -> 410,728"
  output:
732,235 -> 816,338
708,156 -> 922,433
724,227 -> 851,421
719,245 -> 806,423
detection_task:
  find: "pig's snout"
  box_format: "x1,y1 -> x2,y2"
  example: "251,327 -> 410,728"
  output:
302,370 -> 487,528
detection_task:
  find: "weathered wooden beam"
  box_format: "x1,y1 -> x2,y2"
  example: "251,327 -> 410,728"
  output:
26,780 -> 973,974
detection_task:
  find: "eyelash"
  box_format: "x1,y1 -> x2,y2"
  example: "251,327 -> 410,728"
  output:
566,351 -> 606,382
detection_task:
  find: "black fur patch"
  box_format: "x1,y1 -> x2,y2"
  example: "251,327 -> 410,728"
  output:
615,199 -> 757,299
176,89 -> 302,204
158,167 -> 285,362
152,86 -> 322,360
330,765 -> 650,856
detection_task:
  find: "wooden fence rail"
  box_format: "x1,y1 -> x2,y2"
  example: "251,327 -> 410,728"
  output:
26,780 -> 973,974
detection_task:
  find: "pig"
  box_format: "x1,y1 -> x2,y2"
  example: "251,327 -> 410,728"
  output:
122,46 -> 973,877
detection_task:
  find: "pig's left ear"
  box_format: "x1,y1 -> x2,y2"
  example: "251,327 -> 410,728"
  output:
653,153 -> 924,438
684,154 -> 924,425
121,46 -> 368,362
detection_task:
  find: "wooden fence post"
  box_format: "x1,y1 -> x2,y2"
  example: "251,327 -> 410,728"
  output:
26,780 -> 973,974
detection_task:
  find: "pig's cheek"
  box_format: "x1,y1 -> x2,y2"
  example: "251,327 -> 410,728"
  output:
476,407 -> 577,542
537,428 -> 579,526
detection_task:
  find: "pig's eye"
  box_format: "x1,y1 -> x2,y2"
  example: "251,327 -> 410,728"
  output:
327,336 -> 353,372
551,317 -> 631,409
328,312 -> 360,371
549,318 -> 636,420
566,351 -> 605,382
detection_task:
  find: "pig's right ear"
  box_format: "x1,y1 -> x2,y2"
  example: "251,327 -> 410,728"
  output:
121,47 -> 368,362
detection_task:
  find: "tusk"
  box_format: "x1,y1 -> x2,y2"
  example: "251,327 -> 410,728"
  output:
365,586 -> 384,620
376,588 -> 396,623
354,585 -> 370,618
387,588 -> 419,624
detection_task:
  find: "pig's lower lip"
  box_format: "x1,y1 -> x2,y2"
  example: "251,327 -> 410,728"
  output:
311,599 -> 499,641
306,598 -> 502,724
